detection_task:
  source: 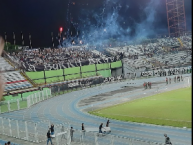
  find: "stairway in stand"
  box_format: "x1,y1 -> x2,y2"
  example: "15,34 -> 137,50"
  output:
177,38 -> 183,47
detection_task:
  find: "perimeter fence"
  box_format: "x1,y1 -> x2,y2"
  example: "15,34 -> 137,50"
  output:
0,88 -> 51,114
0,116 -> 167,145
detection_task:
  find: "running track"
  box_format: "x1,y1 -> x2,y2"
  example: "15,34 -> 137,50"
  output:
1,75 -> 191,145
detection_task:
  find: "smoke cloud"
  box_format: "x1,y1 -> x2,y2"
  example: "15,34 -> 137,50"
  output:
63,0 -> 167,46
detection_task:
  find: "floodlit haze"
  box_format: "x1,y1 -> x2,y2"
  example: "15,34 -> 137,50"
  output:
0,0 -> 191,47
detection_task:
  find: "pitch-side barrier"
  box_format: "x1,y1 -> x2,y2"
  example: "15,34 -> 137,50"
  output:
0,117 -> 166,145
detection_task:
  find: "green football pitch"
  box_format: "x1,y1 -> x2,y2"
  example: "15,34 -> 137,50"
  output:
90,87 -> 191,128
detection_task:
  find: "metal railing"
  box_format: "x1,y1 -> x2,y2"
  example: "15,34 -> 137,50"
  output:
0,116 -> 166,145
0,89 -> 51,114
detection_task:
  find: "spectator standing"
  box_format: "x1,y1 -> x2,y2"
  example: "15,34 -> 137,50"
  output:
168,70 -> 171,76
166,78 -> 168,85
61,126 -> 65,139
164,134 -> 172,145
70,127 -> 74,141
106,119 -> 110,127
99,123 -> 103,133
181,75 -> 183,81
82,123 -> 85,136
50,124 -> 54,135
174,76 -> 176,83
143,82 -> 146,89
173,70 -> 175,75
169,78 -> 171,84
47,130 -> 53,145
149,82 -> 152,89
148,82 -> 151,89
146,83 -> 148,89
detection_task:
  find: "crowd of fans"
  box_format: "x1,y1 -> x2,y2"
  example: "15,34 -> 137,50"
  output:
4,34 -> 191,73
106,34 -> 192,71
7,47 -> 103,69
109,34 -> 192,58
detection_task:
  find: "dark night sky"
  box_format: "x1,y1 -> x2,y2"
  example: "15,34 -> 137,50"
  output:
0,0 -> 191,47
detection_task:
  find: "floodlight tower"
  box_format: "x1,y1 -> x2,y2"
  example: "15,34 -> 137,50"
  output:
166,0 -> 186,37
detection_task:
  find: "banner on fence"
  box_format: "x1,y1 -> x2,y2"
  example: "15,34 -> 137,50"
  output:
141,71 -> 153,77
48,75 -> 124,94
141,66 -> 191,77
68,79 -> 95,88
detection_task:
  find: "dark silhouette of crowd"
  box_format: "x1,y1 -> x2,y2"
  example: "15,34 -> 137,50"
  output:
8,47 -> 103,68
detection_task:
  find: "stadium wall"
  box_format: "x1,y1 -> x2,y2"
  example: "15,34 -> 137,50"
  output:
25,61 -> 122,84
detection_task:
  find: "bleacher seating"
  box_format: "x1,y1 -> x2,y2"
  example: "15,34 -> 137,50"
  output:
0,57 -> 14,71
106,34 -> 192,71
180,35 -> 192,49
2,71 -> 32,91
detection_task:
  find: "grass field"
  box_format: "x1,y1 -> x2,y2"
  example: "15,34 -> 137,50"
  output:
90,87 -> 192,128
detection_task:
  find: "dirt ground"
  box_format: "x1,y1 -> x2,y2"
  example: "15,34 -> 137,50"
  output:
78,77 -> 189,112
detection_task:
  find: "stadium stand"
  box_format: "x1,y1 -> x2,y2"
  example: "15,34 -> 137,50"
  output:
0,57 -> 14,71
106,34 -> 192,71
2,71 -> 32,91
0,34 -> 191,93
8,47 -> 102,68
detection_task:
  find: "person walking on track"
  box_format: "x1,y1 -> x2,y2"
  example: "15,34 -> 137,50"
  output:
70,127 -> 74,141
82,123 -> 85,136
50,124 -> 54,135
61,126 -> 65,140
47,130 -> 53,145
99,123 -> 103,133
164,134 -> 172,145
106,120 -> 110,127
